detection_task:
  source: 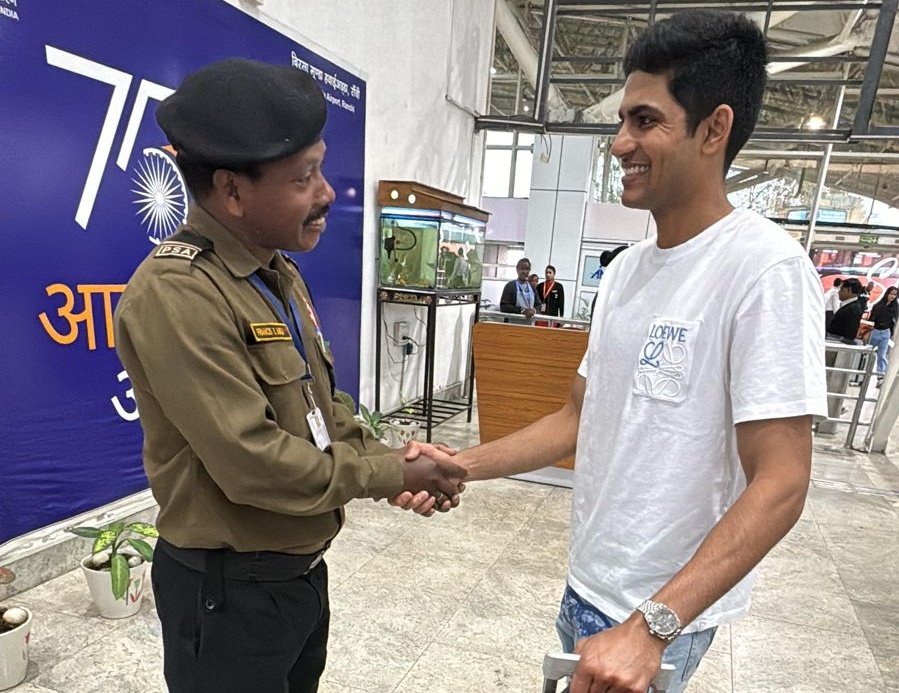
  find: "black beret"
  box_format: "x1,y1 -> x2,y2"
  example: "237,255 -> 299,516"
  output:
156,58 -> 327,168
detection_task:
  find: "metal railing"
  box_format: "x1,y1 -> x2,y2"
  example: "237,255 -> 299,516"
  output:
819,341 -> 879,449
479,309 -> 592,330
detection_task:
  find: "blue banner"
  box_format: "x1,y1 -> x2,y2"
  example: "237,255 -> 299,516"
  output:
0,1 -> 366,544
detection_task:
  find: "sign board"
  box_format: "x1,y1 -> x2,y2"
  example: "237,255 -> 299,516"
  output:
0,1 -> 367,544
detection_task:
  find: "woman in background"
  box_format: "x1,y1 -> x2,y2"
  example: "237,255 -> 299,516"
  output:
868,286 -> 899,382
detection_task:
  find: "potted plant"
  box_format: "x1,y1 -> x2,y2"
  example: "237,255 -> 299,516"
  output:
0,604 -> 32,690
68,521 -> 158,619
357,403 -> 396,444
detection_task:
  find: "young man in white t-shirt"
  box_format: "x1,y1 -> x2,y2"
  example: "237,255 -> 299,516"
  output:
393,10 -> 826,692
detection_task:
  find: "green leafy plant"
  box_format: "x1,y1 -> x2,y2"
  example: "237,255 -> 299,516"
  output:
68,521 -> 158,600
357,403 -> 395,440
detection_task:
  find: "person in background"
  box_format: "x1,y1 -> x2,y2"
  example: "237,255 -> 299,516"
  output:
823,277 -> 843,331
500,258 -> 537,319
827,277 -> 864,343
597,250 -> 613,285
115,58 -> 466,693
437,245 -> 456,287
859,280 -> 875,314
529,272 -> 545,313
867,285 -> 898,382
590,248 -> 625,319
537,265 -> 565,318
447,247 -> 469,288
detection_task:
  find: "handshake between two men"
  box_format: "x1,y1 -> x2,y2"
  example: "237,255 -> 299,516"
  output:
391,441 -> 467,516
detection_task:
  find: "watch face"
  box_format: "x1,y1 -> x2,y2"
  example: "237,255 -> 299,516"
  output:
652,609 -> 679,636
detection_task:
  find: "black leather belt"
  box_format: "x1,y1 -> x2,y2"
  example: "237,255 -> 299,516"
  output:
157,538 -> 325,583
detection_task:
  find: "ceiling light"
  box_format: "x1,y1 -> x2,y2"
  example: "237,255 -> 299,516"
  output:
523,104 -> 530,113
804,115 -> 826,130
490,66 -> 497,75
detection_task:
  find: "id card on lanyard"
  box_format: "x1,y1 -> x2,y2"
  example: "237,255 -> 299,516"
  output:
248,273 -> 332,451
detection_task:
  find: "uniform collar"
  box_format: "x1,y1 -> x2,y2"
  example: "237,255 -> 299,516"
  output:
185,204 -> 266,278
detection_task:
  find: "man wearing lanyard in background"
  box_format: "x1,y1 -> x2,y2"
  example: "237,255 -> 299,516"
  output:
115,58 -> 466,693
500,257 -> 537,319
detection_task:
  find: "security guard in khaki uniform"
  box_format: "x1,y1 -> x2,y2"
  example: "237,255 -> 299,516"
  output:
114,58 -> 466,693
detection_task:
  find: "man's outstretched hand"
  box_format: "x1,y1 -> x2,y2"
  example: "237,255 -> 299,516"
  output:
390,442 -> 465,516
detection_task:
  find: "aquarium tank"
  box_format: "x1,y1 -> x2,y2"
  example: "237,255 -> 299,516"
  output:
377,181 -> 488,290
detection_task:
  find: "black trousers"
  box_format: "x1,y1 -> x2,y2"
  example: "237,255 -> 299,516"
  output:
152,542 -> 329,693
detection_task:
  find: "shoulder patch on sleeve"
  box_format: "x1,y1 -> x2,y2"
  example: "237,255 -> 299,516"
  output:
154,229 -> 213,261
155,241 -> 202,260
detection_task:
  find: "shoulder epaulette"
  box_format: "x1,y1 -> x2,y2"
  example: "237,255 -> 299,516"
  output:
154,230 -> 213,261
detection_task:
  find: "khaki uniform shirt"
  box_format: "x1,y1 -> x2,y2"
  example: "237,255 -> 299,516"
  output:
115,205 -> 404,554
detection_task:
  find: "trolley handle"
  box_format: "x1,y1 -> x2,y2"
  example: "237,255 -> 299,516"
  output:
542,653 -> 677,693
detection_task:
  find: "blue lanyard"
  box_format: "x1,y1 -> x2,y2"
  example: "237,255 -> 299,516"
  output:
516,282 -> 533,305
248,273 -> 307,363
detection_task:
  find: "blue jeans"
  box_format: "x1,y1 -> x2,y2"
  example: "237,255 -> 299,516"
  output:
555,585 -> 716,693
869,328 -> 892,375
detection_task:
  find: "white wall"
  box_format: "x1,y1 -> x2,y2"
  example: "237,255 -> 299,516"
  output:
522,134 -> 594,317
227,0 -> 496,411
482,197 -> 528,242
584,201 -> 656,241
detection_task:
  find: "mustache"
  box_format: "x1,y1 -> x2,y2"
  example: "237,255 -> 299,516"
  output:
305,205 -> 331,224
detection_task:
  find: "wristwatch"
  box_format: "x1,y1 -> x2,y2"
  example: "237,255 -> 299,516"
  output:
636,600 -> 683,642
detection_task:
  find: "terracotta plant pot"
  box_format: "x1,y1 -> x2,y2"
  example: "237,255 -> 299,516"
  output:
0,606 -> 32,691
80,557 -> 148,619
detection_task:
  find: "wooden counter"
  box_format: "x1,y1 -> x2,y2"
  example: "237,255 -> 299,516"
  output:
472,322 -> 588,469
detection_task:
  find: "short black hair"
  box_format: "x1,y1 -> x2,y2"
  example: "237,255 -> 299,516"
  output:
546,265 -> 556,273
832,277 -> 843,287
176,154 -> 263,199
624,10 -> 768,170
842,278 -> 862,295
599,251 -> 613,267
516,257 -> 531,270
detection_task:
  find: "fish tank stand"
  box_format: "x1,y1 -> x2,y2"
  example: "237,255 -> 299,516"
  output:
375,287 -> 480,442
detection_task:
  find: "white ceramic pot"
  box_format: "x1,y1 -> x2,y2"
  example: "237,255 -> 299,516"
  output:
386,418 -> 420,447
0,606 -> 31,691
80,557 -> 148,619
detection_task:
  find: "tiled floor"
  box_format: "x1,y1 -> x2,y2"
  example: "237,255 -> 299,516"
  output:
5,411 -> 899,692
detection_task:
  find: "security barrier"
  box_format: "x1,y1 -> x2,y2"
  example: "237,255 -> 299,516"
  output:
819,342 -> 879,450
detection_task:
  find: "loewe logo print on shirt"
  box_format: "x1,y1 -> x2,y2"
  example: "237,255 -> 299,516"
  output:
633,318 -> 701,403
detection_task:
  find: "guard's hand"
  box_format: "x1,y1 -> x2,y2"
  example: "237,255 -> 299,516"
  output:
389,442 -> 465,515
569,615 -> 665,693
400,445 -> 466,506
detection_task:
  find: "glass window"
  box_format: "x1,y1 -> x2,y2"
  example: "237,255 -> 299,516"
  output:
591,138 -> 623,203
482,149 -> 513,197
485,131 -> 514,146
513,150 -> 533,198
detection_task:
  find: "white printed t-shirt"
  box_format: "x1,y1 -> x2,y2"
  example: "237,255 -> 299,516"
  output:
570,208 -> 827,633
